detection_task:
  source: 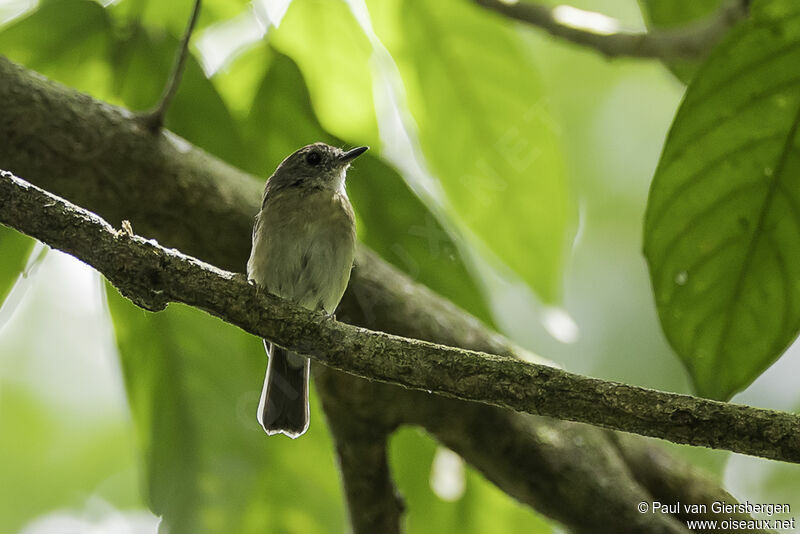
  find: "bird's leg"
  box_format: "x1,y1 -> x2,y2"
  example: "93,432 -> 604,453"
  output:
315,303 -> 336,321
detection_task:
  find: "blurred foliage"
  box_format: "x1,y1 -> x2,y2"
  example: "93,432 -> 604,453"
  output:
367,0 -> 572,303
0,227 -> 33,305
0,384 -> 141,534
638,0 -> 726,83
639,0 -> 725,28
0,0 -> 247,166
644,0 -> 800,400
2,0 -> 800,531
108,20 -> 248,167
107,288 -> 346,534
268,0 -> 380,146
110,0 -> 250,36
639,0 -> 724,24
389,429 -> 552,534
0,0 -> 114,93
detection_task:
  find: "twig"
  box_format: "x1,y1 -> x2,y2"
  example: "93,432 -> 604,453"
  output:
475,0 -> 749,59
138,0 -> 202,131
1,169 -> 799,464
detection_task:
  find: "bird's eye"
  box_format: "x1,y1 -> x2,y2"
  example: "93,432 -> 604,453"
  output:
305,151 -> 322,166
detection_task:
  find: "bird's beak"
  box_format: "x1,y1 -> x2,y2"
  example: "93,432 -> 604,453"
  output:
339,146 -> 369,164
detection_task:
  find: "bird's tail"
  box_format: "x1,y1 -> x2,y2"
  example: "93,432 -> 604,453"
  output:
257,340 -> 310,438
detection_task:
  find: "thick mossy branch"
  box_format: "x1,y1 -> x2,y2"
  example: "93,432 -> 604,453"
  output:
1,169 -> 799,465
315,369 -> 405,534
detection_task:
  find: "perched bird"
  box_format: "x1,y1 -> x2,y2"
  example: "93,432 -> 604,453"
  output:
247,142 -> 366,438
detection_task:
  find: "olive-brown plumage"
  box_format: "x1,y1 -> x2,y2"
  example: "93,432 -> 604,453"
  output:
247,142 -> 365,438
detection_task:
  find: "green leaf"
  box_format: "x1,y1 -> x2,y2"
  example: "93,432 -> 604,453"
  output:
644,0 -> 800,400
269,0 -> 379,146
0,227 -> 34,307
638,0 -> 724,29
638,0 -> 727,84
0,0 -> 113,94
241,48 -> 494,323
0,385 -> 141,534
0,0 -> 247,167
349,155 -> 495,325
107,288 -> 345,534
238,47 -> 329,176
110,0 -> 250,36
210,43 -> 273,121
390,429 -> 552,534
368,0 -> 572,303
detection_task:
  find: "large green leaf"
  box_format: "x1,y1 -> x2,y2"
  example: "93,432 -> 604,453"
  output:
639,0 -> 723,24
368,0 -> 572,303
0,0 -> 113,94
0,227 -> 33,307
240,48 -> 494,323
209,43 -> 273,121
268,0 -> 379,146
107,289 -> 345,534
348,155 -> 495,325
0,385 -> 140,534
644,0 -> 800,400
110,0 -> 251,36
238,47 -> 329,176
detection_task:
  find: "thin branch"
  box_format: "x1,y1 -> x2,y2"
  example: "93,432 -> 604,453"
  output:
0,56 -> 778,531
1,169 -> 799,465
475,0 -> 749,59
138,0 -> 202,131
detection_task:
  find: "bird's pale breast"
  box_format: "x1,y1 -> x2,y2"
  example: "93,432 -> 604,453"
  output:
247,187 -> 356,314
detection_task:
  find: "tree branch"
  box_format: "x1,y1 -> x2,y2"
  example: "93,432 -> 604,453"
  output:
0,56 -> 774,531
1,168 -> 799,465
610,433 -> 773,529
315,369 -> 404,534
475,0 -> 748,59
138,0 -> 202,131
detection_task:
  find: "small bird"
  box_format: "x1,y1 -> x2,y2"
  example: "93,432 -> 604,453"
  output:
247,142 -> 366,438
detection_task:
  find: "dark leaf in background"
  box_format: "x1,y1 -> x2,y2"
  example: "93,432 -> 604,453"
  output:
241,48 -> 494,324
0,0 -> 113,93
638,0 -> 724,25
238,47 -> 331,176
638,0 -> 727,83
107,288 -> 345,534
368,0 -> 572,304
109,22 -> 248,169
268,0 -> 379,147
109,0 -> 250,38
644,0 -> 800,399
0,0 -> 247,169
